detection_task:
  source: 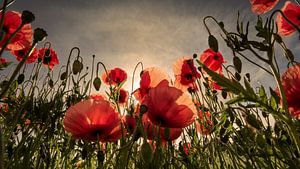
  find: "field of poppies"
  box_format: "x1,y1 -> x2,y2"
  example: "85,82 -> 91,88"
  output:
0,0 -> 300,168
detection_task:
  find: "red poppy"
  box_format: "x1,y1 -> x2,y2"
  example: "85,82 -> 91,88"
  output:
199,49 -> 225,73
122,115 -> 137,134
11,47 -> 38,64
183,143 -> 191,156
173,57 -> 200,90
133,67 -> 170,102
142,114 -> 182,141
277,1 -> 300,36
143,80 -> 196,128
0,58 -> 6,65
278,64 -> 300,120
0,11 -> 33,51
118,88 -> 129,104
64,94 -> 124,142
249,0 -> 279,14
102,68 -> 127,86
38,48 -> 59,70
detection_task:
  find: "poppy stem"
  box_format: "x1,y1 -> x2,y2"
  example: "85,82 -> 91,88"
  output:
0,42 -> 37,98
0,0 -> 8,31
129,62 -> 143,105
89,55 -> 95,95
0,23 -> 24,58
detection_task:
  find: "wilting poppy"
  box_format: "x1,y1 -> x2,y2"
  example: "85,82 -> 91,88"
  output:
38,48 -> 59,70
249,0 -> 279,14
64,94 -> 124,142
142,114 -> 182,142
143,80 -> 196,128
11,47 -> 38,64
277,1 -> 300,36
199,48 -> 225,73
0,11 -> 33,51
278,64 -> 300,120
173,57 -> 200,90
133,67 -> 170,102
102,68 -> 127,86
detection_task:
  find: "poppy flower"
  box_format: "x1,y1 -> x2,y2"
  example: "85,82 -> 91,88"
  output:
118,88 -> 129,105
276,1 -> 300,36
0,58 -> 7,65
133,67 -> 170,102
38,48 -> 59,70
199,48 -> 225,73
142,114 -> 182,142
11,47 -> 38,64
249,0 -> 279,14
278,64 -> 300,120
0,58 -> 10,70
173,57 -> 200,90
143,80 -> 196,128
102,68 -> 127,86
0,11 -> 33,51
63,94 -> 124,142
183,143 -> 191,156
122,115 -> 137,134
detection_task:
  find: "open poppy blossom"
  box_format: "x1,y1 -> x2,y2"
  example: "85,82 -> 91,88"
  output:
142,114 -> 182,141
63,94 -> 124,142
173,57 -> 200,90
276,1 -> 300,36
133,67 -> 170,102
0,11 -> 33,51
199,48 -> 225,73
278,64 -> 300,120
11,47 -> 38,64
142,80 -> 196,128
102,68 -> 127,86
249,0 -> 279,14
38,48 -> 59,70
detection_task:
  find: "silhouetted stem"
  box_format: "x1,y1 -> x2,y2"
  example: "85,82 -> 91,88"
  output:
0,0 -> 8,31
89,55 -> 95,95
129,62 -> 143,105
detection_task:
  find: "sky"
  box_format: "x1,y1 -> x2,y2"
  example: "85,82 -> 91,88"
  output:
5,0 -> 300,90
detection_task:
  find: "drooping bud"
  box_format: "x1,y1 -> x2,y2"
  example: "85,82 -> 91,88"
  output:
21,10 -> 35,24
33,28 -> 47,43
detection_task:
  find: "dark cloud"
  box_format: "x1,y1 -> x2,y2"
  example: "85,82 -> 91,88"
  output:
6,0 -> 299,89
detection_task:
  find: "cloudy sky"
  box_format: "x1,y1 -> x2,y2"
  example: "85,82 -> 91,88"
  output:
7,0 -> 300,89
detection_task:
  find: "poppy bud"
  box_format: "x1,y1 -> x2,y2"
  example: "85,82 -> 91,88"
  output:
21,10 -> 35,24
33,28 -> 47,42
